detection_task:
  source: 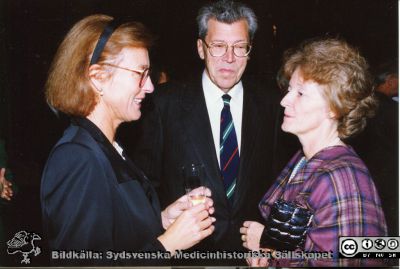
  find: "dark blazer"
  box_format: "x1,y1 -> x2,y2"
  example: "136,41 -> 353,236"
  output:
41,118 -> 166,266
133,75 -> 295,254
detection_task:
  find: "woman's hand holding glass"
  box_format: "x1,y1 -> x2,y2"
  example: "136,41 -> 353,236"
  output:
161,187 -> 214,229
158,187 -> 215,255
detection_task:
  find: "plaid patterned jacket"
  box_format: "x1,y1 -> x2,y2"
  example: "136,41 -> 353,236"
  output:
259,145 -> 387,267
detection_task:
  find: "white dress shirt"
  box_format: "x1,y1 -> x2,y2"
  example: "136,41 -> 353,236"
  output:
202,70 -> 243,166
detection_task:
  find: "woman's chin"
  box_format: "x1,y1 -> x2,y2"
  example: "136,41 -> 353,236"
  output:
123,112 -> 141,123
281,123 -> 290,133
281,124 -> 297,136
130,114 -> 141,122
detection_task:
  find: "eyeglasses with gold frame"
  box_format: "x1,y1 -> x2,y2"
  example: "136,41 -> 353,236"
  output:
102,63 -> 150,88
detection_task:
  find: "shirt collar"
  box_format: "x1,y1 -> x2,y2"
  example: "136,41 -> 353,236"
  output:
202,70 -> 243,104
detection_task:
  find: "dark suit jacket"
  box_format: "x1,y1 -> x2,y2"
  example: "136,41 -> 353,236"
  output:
133,75 -> 294,255
41,118 -> 166,266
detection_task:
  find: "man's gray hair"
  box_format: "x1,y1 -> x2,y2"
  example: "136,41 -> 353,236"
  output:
197,0 -> 258,41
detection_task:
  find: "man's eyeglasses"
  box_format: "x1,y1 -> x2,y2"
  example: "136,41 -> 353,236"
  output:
102,63 -> 150,88
202,40 -> 252,57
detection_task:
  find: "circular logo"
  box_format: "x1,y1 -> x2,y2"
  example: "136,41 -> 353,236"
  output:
387,239 -> 399,250
341,239 -> 358,257
362,239 -> 373,250
374,239 -> 386,250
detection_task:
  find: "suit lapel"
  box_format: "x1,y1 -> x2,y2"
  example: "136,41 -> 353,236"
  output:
180,80 -> 228,208
233,82 -> 262,213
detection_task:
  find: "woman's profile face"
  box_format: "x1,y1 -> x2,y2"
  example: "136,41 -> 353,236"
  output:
99,47 -> 154,124
280,68 -> 334,139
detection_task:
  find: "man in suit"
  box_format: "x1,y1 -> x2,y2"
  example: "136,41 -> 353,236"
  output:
133,0 -> 292,260
375,60 -> 398,102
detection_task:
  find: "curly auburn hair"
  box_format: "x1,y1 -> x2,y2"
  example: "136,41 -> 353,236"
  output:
280,38 -> 378,139
46,14 -> 153,117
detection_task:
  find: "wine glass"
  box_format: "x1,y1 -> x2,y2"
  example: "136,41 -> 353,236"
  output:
182,163 -> 206,206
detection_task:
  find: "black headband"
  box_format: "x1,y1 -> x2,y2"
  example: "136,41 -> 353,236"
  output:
89,19 -> 123,65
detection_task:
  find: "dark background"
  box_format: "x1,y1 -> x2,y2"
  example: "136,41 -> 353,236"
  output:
0,0 -> 397,266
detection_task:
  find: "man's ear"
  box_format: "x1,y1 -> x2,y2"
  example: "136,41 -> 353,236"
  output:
197,39 -> 205,60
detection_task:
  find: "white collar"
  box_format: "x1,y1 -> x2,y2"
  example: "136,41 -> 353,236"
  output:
202,70 -> 243,104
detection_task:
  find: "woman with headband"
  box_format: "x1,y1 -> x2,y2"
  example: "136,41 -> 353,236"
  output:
41,14 -> 215,266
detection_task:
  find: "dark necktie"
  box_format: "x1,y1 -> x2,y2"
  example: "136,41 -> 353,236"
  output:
220,94 -> 240,204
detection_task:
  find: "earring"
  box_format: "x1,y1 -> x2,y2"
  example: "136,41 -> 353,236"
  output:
99,90 -> 104,96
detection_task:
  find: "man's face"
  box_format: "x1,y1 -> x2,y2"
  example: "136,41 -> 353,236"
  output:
377,74 -> 399,97
197,19 -> 250,93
